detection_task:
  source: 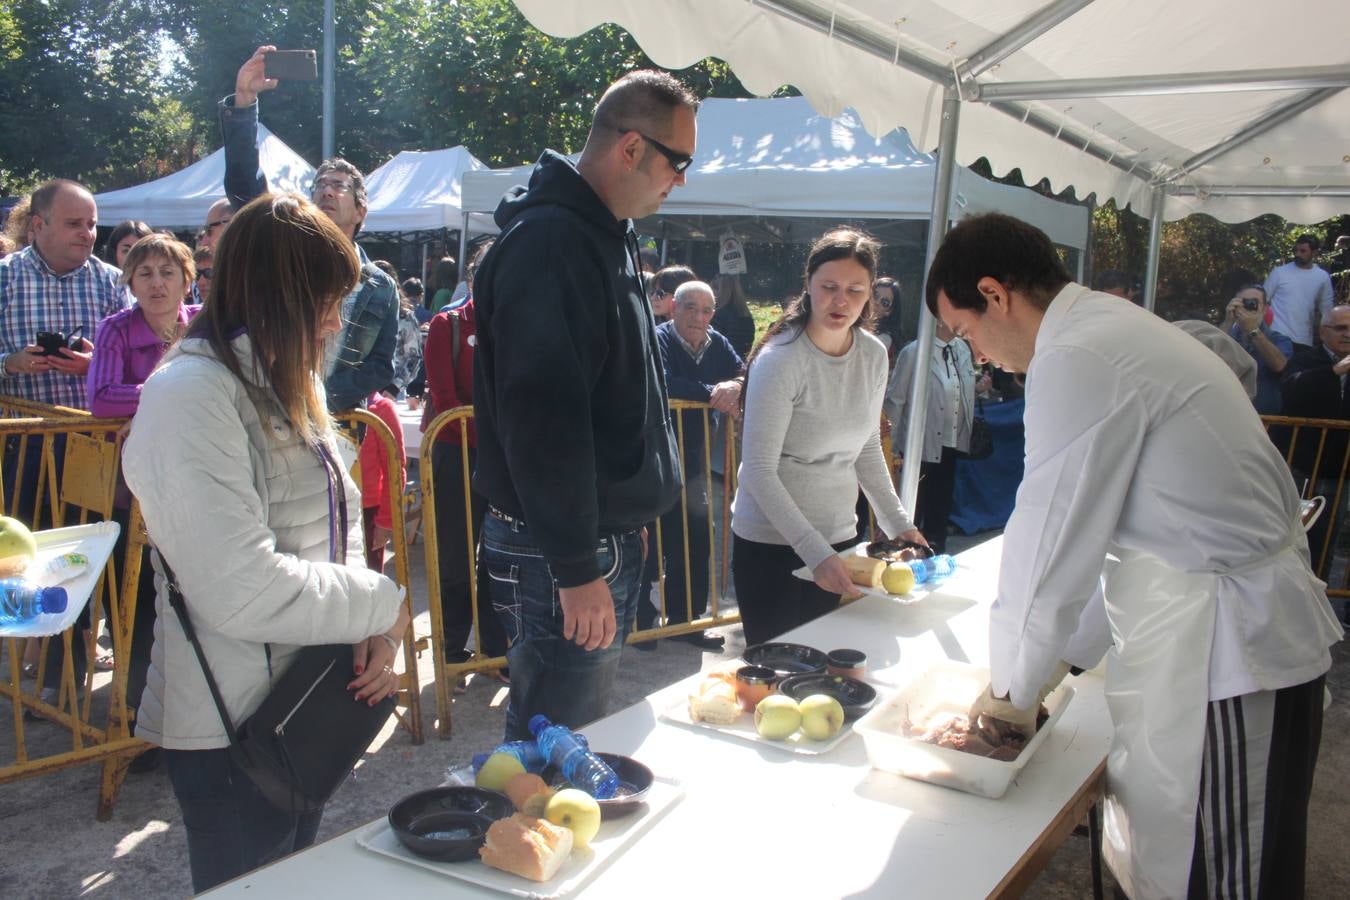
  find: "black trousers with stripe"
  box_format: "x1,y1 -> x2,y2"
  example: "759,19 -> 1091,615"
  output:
1185,675 -> 1325,900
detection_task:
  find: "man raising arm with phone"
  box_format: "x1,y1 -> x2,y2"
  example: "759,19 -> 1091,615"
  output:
220,46 -> 398,413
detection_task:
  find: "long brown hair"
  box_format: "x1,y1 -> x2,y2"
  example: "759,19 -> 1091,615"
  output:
740,228 -> 880,408
184,193 -> 359,442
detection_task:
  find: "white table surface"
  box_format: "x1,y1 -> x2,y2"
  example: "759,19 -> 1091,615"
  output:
395,399 -> 423,457
207,536 -> 1113,899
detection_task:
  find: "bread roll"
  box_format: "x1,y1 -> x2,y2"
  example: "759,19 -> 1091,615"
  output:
844,555 -> 886,588
478,813 -> 573,882
689,671 -> 740,724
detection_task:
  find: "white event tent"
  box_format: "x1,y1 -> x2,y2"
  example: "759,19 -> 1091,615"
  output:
361,146 -> 497,235
93,125 -> 315,231
509,0 -> 1350,509
461,96 -> 1090,254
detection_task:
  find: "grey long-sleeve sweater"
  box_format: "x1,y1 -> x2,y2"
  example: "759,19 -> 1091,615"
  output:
732,327 -> 913,570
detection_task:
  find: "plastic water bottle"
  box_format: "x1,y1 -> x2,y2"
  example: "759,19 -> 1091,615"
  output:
0,579 -> 68,626
470,740 -> 547,774
908,554 -> 957,584
529,715 -> 619,799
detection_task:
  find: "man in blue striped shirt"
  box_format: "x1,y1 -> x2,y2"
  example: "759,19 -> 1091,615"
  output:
0,179 -> 128,410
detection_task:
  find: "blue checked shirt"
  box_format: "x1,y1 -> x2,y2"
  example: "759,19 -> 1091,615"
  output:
0,245 -> 130,409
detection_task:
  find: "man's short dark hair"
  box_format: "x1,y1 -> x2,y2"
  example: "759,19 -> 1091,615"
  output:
589,70 -> 699,144
1295,234 -> 1320,252
1093,269 -> 1131,294
925,213 -> 1072,315
30,179 -> 89,219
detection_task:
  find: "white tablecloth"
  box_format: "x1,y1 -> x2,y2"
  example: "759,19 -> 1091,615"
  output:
207,536 -> 1113,898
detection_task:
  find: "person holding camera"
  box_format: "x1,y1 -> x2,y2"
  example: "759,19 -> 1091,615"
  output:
1220,283 -> 1293,415
0,179 -> 126,408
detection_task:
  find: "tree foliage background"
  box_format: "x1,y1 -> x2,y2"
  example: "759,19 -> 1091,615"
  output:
0,0 -> 1343,296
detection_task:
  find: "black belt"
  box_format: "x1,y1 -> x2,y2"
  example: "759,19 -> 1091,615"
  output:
487,505 -> 525,527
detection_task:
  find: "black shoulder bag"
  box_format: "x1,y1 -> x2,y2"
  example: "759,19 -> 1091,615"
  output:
162,439 -> 397,815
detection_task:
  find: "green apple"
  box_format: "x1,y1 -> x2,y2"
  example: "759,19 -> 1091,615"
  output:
475,751 -> 526,792
798,693 -> 845,740
544,787 -> 602,849
882,562 -> 916,595
753,694 -> 802,740
0,516 -> 37,577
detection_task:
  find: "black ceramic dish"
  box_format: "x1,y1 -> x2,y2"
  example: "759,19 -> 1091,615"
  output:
542,752 -> 655,820
388,786 -> 514,862
742,642 -> 829,678
865,539 -> 934,561
776,672 -> 878,720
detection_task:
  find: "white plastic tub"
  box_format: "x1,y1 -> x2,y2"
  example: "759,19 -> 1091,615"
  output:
852,659 -> 1074,799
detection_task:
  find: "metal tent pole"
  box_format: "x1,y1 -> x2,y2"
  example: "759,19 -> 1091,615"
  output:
1142,187 -> 1165,312
322,0 -> 335,160
458,213 -> 470,274
900,87 -> 962,515
975,64 -> 1350,101
962,0 -> 1099,78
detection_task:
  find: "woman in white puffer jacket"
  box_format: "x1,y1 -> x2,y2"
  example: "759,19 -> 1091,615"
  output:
123,193 -> 409,893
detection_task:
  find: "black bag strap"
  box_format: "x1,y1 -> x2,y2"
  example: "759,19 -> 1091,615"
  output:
160,551 -> 245,751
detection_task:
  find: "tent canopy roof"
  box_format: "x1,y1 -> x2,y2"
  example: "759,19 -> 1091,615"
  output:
94,125 -> 314,231
361,146 -> 495,234
462,96 -> 1089,249
512,0 -> 1350,224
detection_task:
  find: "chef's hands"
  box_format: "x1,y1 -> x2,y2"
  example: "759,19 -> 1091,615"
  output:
969,660 -> 1073,739
812,554 -> 860,599
560,578 -> 617,651
969,686 -> 1039,738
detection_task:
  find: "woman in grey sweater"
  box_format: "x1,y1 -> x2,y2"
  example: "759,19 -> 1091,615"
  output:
732,229 -> 926,645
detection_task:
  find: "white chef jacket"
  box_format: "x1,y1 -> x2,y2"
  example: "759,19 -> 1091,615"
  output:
991,284 -> 1342,709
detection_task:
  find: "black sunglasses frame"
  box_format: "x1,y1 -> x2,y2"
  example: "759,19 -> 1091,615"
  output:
614,126 -> 693,174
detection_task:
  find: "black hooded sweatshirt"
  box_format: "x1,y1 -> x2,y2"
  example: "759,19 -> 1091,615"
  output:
471,151 -> 682,587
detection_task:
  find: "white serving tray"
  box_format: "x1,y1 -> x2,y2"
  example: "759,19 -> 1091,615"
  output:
660,693 -> 856,756
852,659 -> 1074,799
791,541 -> 943,603
0,521 -> 120,638
357,777 -> 684,899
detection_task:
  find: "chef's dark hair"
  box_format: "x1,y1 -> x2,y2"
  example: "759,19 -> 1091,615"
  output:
925,213 -> 1070,316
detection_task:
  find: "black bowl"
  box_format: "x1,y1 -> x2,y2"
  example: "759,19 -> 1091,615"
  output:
542,752 -> 655,820
742,642 -> 828,678
388,786 -> 513,862
776,672 -> 878,721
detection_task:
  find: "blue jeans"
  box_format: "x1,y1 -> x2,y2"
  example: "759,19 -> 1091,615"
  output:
481,515 -> 643,741
164,748 -> 323,893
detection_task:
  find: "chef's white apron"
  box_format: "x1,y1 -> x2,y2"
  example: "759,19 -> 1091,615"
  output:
1098,525 -> 1302,899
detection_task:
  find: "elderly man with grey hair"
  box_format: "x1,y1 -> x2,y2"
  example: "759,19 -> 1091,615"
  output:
648,279 -> 743,649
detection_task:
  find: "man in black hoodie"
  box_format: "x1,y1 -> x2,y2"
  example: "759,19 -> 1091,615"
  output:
474,71 -> 698,739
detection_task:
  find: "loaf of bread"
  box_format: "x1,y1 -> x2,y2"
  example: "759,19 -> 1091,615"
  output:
845,555 -> 886,588
688,671 -> 740,724
478,813 -> 574,882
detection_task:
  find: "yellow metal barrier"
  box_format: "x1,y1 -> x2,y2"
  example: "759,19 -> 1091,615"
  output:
0,399 -> 425,820
0,410 -> 148,820
420,400 -> 744,739
1261,414 -> 1350,597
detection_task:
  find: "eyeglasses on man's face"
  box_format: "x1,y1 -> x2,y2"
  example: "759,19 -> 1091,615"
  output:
614,127 -> 693,174
314,177 -> 356,195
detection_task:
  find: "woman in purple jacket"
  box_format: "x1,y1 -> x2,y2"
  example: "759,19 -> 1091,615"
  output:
87,233 -> 200,770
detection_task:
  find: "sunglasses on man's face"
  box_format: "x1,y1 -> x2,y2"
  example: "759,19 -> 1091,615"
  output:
614,127 -> 693,174
197,269 -> 212,280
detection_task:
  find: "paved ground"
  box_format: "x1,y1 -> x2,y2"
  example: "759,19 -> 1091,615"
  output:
2,529 -> 1347,898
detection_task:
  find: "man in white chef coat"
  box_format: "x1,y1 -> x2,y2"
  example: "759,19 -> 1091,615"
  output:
926,213 -> 1342,900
